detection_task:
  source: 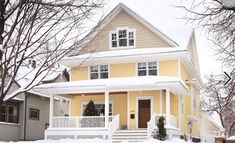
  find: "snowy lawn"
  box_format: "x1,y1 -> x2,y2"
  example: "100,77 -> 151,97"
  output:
0,138 -> 188,143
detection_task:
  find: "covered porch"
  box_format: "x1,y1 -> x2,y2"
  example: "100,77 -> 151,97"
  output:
33,76 -> 189,139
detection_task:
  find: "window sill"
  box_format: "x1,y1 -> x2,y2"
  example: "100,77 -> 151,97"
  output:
109,46 -> 136,50
0,122 -> 20,126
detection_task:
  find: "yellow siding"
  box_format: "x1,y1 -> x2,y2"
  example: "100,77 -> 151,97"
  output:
81,11 -> 170,53
159,60 -> 178,76
170,93 -> 178,118
110,63 -> 135,78
181,64 -> 190,81
71,93 -> 127,128
71,67 -> 88,81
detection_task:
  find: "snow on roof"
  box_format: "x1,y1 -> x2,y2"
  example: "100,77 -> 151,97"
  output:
16,66 -> 65,88
33,76 -> 189,95
227,135 -> 235,141
61,47 -> 188,67
65,47 -> 186,60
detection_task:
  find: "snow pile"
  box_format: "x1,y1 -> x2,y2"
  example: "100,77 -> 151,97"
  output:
0,138 -> 188,143
0,139 -> 111,143
227,135 -> 235,141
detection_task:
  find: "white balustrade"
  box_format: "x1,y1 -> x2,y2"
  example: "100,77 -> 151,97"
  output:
109,114 -> 120,139
52,116 -> 117,128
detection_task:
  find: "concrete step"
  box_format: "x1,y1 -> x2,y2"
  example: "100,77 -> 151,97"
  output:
112,130 -> 148,143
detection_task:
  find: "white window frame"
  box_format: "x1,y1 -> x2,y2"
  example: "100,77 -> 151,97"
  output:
109,27 -> 136,49
88,65 -> 110,80
136,61 -> 159,76
81,101 -> 113,116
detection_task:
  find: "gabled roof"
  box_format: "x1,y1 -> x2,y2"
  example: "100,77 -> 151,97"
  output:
101,3 -> 178,47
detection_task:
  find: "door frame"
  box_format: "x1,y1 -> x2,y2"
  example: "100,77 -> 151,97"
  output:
136,96 -> 153,129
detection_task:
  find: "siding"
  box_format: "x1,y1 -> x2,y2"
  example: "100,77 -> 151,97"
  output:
0,123 -> 20,141
81,10 -> 170,53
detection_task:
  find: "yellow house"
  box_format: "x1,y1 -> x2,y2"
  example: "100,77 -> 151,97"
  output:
33,3 -> 217,142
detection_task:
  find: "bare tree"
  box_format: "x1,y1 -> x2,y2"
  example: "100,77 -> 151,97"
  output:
0,0 -> 104,103
178,0 -> 235,65
201,74 -> 235,136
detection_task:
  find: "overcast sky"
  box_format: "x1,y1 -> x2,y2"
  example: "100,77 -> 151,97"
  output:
105,0 -> 222,80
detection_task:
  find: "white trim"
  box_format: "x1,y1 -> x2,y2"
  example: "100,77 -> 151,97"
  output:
178,59 -> 181,78
127,91 -> 130,129
135,61 -> 159,77
160,90 -> 162,114
0,122 -> 20,126
88,64 -> 110,80
165,89 -> 170,125
136,96 -> 153,129
178,94 -> 182,129
49,94 -> 54,128
69,99 -> 72,116
109,27 -> 136,49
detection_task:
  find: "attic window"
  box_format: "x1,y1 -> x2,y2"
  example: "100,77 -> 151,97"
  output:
110,28 -> 135,48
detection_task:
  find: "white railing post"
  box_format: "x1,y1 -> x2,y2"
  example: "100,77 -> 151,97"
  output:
166,89 -> 170,126
105,91 -> 109,128
49,94 -> 54,128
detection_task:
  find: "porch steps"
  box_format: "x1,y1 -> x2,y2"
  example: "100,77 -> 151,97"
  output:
112,130 -> 148,143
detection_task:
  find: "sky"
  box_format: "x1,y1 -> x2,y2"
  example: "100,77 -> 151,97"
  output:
104,0 -> 222,80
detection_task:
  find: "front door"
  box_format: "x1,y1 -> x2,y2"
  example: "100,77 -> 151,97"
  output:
138,99 -> 151,128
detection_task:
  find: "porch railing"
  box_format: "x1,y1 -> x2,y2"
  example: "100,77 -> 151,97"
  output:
52,116 -> 116,128
109,114 -> 120,139
147,113 -> 178,138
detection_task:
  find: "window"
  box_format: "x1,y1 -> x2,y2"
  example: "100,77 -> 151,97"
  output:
82,103 -> 112,116
90,65 -> 108,79
110,28 -> 135,48
0,103 -> 19,124
137,62 -> 158,76
8,106 -> 18,123
29,108 -> 40,120
0,105 -> 6,122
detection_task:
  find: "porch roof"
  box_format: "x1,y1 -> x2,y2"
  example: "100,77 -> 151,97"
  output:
33,76 -> 189,96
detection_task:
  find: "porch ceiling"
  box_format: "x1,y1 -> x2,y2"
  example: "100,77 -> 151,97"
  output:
32,76 -> 189,96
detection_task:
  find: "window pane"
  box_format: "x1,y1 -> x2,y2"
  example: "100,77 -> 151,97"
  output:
100,65 -> 108,72
90,66 -> 98,72
8,106 -> 18,123
149,70 -> 157,75
129,39 -> 134,46
129,32 -> 134,38
29,108 -> 39,120
112,41 -> 117,47
138,63 -> 146,69
0,105 -> 6,122
148,62 -> 157,69
119,39 -> 127,47
138,70 -> 146,76
112,33 -> 117,40
100,72 -> 108,79
118,30 -> 127,38
90,73 -> 98,79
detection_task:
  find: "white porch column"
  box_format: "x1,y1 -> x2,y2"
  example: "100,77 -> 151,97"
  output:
105,91 -> 109,128
49,94 -> 54,128
166,89 -> 170,125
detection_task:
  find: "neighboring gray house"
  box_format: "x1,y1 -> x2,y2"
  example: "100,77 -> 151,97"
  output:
0,66 -> 70,141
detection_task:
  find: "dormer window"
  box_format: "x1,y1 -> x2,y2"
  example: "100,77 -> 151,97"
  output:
110,27 -> 135,48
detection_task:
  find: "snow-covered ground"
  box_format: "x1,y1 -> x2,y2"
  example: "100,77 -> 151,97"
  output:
0,138 -> 188,143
